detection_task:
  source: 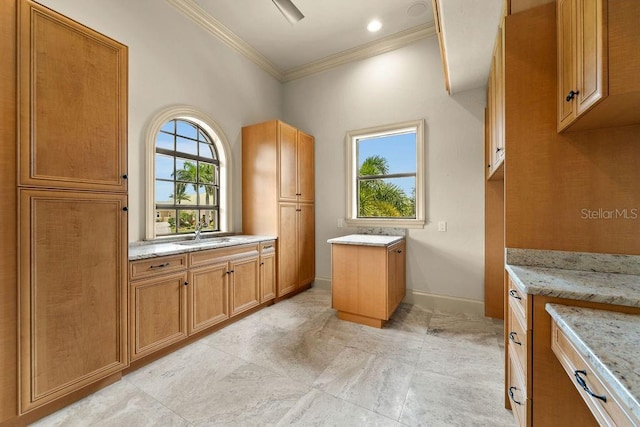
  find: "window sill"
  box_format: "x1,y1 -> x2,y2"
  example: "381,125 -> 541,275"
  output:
344,218 -> 425,229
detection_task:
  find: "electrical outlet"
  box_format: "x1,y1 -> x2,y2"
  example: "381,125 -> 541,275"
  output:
438,221 -> 447,232
337,218 -> 344,228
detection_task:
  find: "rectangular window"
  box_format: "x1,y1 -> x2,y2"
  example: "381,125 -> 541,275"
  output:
346,120 -> 425,228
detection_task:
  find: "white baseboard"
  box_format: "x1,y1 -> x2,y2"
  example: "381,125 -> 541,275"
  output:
312,277 -> 484,316
312,277 -> 332,290
403,289 -> 484,316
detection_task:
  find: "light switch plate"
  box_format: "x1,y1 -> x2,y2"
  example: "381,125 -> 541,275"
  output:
438,221 -> 447,232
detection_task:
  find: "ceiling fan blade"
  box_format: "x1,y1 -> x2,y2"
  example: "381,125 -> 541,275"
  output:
272,0 -> 304,24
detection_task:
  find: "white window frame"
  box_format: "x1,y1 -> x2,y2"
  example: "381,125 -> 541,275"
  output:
345,119 -> 426,229
145,105 -> 233,240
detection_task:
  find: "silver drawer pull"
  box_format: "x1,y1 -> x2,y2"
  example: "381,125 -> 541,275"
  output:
508,289 -> 522,300
574,370 -> 607,403
508,386 -> 523,405
149,262 -> 169,269
509,332 -> 522,346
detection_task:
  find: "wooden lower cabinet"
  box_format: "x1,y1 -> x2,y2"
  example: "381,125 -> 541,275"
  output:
260,241 -> 276,302
18,189 -> 128,413
229,254 -> 260,316
505,272 -> 640,426
188,262 -> 229,334
129,243 -> 271,361
278,202 -> 315,297
130,272 -> 188,360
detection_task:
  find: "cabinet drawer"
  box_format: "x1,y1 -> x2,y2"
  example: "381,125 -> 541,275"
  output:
508,352 -> 531,427
129,254 -> 187,280
507,277 -> 529,325
551,320 -> 638,427
507,302 -> 529,386
260,240 -> 276,255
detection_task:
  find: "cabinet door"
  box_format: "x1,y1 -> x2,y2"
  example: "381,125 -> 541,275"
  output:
278,203 -> 298,296
575,0 -> 606,115
18,0 -> 127,192
230,255 -> 260,316
558,0 -> 576,129
188,262 -> 229,334
19,189 -> 128,412
297,131 -> 314,203
298,203 -> 315,287
130,272 -> 188,360
260,245 -> 276,302
278,121 -> 298,201
387,241 -> 406,317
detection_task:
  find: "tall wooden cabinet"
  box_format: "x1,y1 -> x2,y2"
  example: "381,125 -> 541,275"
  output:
242,120 -> 315,298
10,0 -> 129,417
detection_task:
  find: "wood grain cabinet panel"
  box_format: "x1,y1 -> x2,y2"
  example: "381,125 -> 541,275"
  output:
188,262 -> 229,334
243,120 -> 315,299
331,240 -> 406,328
18,0 -> 127,191
229,255 -> 260,316
558,0 -> 640,131
19,189 -> 128,412
130,272 -> 188,360
260,242 -> 277,302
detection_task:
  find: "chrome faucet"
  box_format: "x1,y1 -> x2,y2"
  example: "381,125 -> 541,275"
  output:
194,221 -> 204,241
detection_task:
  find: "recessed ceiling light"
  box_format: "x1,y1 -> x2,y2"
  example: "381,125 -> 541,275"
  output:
407,1 -> 428,17
367,20 -> 382,32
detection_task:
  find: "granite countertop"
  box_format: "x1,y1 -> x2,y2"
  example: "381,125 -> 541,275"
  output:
129,235 -> 276,261
505,249 -> 640,309
546,303 -> 640,421
327,234 -> 404,247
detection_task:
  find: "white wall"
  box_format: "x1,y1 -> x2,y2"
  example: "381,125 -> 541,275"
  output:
38,0 -> 283,242
36,1 -> 487,307
283,37 -> 487,304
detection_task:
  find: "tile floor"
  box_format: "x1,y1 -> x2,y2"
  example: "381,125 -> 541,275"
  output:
32,288 -> 515,426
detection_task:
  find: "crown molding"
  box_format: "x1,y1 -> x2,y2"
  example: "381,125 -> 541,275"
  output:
282,23 -> 436,82
166,0 -> 284,81
167,0 -> 436,83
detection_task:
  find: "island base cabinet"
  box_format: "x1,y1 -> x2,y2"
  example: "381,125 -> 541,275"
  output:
331,240 -> 406,328
130,272 -> 188,360
18,190 -> 128,413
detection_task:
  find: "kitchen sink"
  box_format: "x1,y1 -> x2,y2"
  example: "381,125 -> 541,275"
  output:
176,236 -> 249,246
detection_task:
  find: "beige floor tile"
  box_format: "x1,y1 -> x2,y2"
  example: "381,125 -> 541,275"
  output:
30,380 -> 189,427
277,389 -> 399,426
399,370 -> 514,427
314,347 -> 415,420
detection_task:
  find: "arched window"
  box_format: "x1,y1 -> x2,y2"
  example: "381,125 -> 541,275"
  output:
146,106 -> 232,239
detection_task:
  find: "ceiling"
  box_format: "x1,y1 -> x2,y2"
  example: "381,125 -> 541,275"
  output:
168,0 -> 503,91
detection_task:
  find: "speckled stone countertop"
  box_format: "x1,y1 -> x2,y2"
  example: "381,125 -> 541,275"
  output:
129,235 -> 276,261
327,234 -> 404,247
505,249 -> 640,308
546,304 -> 640,421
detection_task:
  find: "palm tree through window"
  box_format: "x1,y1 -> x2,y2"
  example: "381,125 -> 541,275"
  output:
154,119 -> 220,235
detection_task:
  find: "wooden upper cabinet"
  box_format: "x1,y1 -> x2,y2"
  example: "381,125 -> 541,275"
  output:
19,189 -> 128,412
297,131 -> 315,203
558,0 -> 640,131
278,121 -> 315,203
557,0 -> 576,129
18,0 -> 128,191
486,25 -> 505,180
278,121 -> 298,201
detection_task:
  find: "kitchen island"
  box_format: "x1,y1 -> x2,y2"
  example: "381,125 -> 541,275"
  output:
327,234 -> 406,328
